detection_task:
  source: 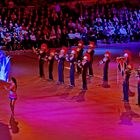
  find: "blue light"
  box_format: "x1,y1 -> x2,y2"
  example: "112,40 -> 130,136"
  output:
0,50 -> 10,82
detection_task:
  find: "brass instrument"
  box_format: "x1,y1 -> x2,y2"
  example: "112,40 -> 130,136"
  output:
32,46 -> 49,61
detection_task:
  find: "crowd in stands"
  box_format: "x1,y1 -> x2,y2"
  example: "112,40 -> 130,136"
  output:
0,1 -> 140,51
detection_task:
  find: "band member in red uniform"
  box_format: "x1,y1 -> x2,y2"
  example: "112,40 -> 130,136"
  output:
33,43 -> 48,78
76,40 -> 84,74
87,41 -> 95,77
47,49 -> 55,81
99,51 -> 111,88
55,47 -> 67,84
66,48 -> 77,88
5,77 -> 17,115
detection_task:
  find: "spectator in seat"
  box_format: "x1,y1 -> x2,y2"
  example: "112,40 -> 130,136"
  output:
50,26 -> 56,48
56,25 -> 62,47
119,25 -> 127,42
30,32 -> 36,48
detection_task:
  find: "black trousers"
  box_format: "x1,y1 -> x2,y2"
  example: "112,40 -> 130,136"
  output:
88,62 -> 93,76
39,60 -> 44,78
82,74 -> 87,90
49,64 -> 53,80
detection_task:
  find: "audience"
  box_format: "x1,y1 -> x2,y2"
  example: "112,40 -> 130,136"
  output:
0,1 -> 140,51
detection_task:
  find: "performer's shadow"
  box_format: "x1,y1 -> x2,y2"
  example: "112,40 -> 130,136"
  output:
9,115 -> 19,134
59,85 -> 74,98
0,122 -> 12,140
119,102 -> 140,125
72,90 -> 87,102
60,92 -> 69,98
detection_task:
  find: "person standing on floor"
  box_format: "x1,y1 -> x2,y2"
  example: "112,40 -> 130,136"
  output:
76,40 -> 84,74
99,51 -> 111,88
33,43 -> 48,78
55,47 -> 67,84
78,53 -> 90,90
47,49 -> 55,81
66,48 -> 77,88
122,64 -> 133,102
123,50 -> 135,96
87,41 -> 95,77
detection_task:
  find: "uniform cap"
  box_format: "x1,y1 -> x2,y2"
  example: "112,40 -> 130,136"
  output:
88,41 -> 95,49
104,51 -> 110,57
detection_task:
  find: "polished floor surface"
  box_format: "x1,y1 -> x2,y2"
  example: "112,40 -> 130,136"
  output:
0,44 -> 140,140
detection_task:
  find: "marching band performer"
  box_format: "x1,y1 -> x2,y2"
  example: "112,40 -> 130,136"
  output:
122,64 -> 133,102
123,50 -> 135,96
78,53 -> 90,90
116,56 -> 127,77
87,41 -> 95,77
55,47 -> 67,84
99,51 -> 111,88
76,40 -> 84,74
116,50 -> 131,77
66,48 -> 77,88
47,49 -> 55,81
32,43 -> 48,78
136,66 -> 140,106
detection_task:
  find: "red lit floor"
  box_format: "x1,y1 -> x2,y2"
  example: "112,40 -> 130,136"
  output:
0,47 -> 140,140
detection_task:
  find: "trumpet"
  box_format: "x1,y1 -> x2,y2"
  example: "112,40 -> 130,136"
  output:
99,57 -> 108,64
32,46 -> 39,54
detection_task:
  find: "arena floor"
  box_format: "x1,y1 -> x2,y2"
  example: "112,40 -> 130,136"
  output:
0,43 -> 140,140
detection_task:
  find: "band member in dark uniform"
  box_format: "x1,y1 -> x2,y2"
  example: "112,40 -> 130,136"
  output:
123,50 -> 135,96
87,41 -> 95,77
78,53 -> 90,90
55,47 -> 67,84
66,48 -> 77,88
136,66 -> 140,106
76,40 -> 84,74
33,43 -> 48,78
99,51 -> 111,88
122,64 -> 133,102
47,49 -> 55,81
